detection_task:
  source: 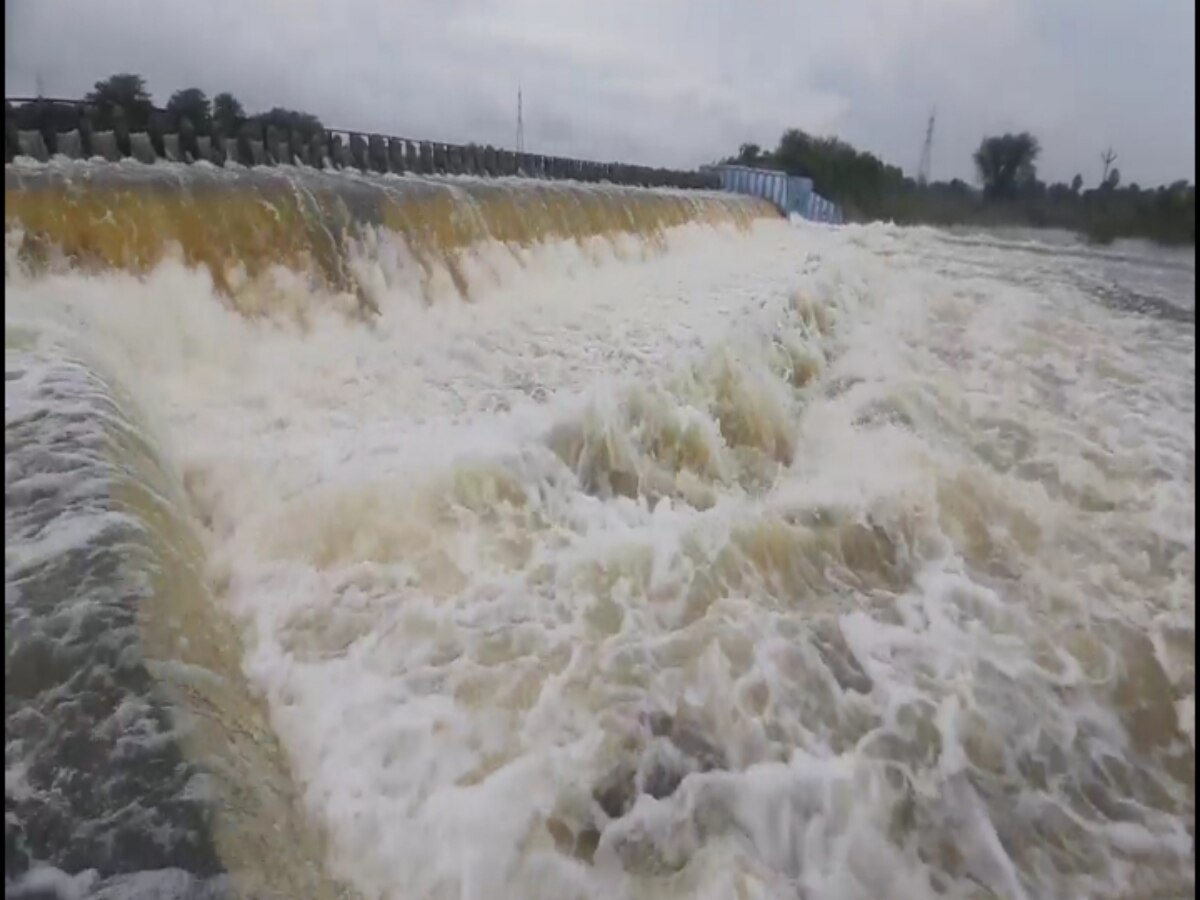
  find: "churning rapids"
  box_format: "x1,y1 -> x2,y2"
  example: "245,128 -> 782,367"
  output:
5,161 -> 1195,900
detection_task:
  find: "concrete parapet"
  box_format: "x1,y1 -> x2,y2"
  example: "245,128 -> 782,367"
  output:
2,98 -> 723,192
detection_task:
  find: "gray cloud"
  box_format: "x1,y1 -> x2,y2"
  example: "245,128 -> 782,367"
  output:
5,0 -> 1194,186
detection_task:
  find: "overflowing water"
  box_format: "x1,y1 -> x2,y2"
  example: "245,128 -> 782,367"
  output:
5,162 -> 1195,900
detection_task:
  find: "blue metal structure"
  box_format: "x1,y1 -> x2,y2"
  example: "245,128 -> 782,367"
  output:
707,164 -> 843,224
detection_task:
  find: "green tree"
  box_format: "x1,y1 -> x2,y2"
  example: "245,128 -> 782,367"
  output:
84,73 -> 154,130
735,143 -> 763,165
252,107 -> 324,140
166,88 -> 211,133
212,92 -> 245,134
719,125 -> 1192,245
973,132 -> 1041,200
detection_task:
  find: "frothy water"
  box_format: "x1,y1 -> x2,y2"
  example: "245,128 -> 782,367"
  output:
4,171 -> 1194,900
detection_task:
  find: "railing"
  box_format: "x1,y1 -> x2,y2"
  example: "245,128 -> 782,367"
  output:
4,97 -> 721,190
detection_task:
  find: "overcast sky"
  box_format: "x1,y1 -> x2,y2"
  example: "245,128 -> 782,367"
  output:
5,0 -> 1195,187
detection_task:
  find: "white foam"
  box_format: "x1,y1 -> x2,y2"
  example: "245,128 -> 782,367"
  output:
6,216 -> 1194,898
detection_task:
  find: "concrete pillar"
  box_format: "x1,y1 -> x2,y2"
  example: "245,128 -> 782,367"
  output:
286,130 -> 306,166
418,141 -> 434,174
349,133 -> 368,171
249,139 -> 267,166
432,142 -> 448,174
327,134 -> 344,169
265,125 -> 284,164
234,122 -> 255,165
112,107 -> 131,158
146,111 -> 167,159
368,134 -> 388,172
325,134 -> 341,168
162,133 -> 182,162
240,122 -> 266,166
404,141 -> 419,173
461,145 -> 479,176
205,126 -> 225,165
388,138 -> 406,173
77,112 -> 95,159
308,134 -> 326,168
338,136 -> 356,169
5,107 -> 16,163
44,105 -> 81,158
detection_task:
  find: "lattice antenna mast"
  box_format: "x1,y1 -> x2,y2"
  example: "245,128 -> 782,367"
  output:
516,85 -> 525,153
917,107 -> 936,186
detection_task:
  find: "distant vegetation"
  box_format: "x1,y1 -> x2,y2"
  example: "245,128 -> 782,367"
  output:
10,72 -> 327,145
8,73 -> 1193,246
726,128 -> 1195,246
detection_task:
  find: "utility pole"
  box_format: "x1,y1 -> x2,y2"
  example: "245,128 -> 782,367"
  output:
917,106 -> 936,186
516,85 -> 525,154
1100,147 -> 1117,185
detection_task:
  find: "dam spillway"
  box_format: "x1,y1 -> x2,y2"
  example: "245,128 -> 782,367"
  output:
5,155 -> 1194,900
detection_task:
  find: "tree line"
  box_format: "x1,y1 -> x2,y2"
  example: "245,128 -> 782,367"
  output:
725,128 -> 1194,246
10,72 -> 326,144
9,74 -> 1193,245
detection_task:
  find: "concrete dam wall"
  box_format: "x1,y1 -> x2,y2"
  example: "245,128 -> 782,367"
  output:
6,97 -> 720,191
6,100 -> 845,223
